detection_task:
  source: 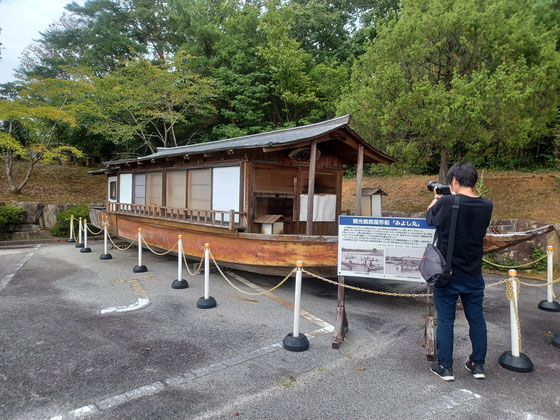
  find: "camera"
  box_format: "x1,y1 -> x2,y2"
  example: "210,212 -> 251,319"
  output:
427,181 -> 451,195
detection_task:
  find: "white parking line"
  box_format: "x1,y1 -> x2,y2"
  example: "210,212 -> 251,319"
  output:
225,270 -> 334,331
411,388 -> 481,418
0,246 -> 40,293
100,296 -> 150,314
50,326 -> 333,419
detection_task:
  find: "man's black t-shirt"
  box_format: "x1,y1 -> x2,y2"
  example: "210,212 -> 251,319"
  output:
426,194 -> 493,278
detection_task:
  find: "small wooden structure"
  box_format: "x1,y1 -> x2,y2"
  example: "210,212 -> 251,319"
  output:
90,115 -> 396,276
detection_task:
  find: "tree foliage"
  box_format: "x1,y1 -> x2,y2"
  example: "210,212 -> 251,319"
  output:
339,0 -> 560,179
0,79 -> 84,193
2,0 -> 559,177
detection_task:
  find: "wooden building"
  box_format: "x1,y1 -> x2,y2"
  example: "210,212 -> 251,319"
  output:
91,115 -> 395,275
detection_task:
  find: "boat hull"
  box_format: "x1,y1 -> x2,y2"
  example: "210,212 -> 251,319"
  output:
91,209 -> 553,277
91,209 -> 338,277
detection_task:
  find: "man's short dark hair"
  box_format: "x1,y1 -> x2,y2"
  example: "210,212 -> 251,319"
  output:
447,162 -> 478,187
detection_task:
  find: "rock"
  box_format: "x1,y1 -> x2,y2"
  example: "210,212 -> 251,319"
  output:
410,211 -> 427,218
8,224 -> 41,232
10,230 -> 53,241
12,201 -> 44,224
40,204 -> 75,228
382,211 -> 409,217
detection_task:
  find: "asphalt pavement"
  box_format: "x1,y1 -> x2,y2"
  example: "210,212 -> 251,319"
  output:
0,242 -> 559,419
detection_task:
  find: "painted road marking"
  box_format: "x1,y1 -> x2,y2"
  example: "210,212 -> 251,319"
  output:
411,388 -> 481,418
0,245 -> 40,293
100,276 -> 152,315
50,326 -> 333,419
225,270 -> 334,331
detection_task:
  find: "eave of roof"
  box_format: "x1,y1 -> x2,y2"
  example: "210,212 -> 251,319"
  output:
102,115 -> 395,166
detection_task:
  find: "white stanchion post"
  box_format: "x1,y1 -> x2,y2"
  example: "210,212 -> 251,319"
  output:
283,261 -> 309,351
133,228 -> 147,273
197,243 -> 216,308
510,272 -> 520,358
75,217 -> 84,248
539,246 -> 560,312
100,222 -> 112,260
67,215 -> 75,243
172,235 -> 188,289
80,219 -> 91,253
499,269 -> 534,372
204,244 -> 210,299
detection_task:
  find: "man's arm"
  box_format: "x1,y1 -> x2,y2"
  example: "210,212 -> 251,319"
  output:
426,193 -> 443,226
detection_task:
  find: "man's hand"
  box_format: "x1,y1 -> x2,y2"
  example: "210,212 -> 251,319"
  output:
427,192 -> 443,210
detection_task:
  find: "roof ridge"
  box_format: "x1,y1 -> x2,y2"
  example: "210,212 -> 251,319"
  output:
154,115 -> 351,152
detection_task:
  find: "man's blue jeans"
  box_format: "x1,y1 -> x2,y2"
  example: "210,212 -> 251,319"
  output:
434,275 -> 487,368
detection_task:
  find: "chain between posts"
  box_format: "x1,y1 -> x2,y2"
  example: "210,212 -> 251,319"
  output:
140,233 -> 177,256
86,224 -> 104,235
209,250 -> 296,296
183,252 -> 205,276
482,254 -> 547,269
505,277 -> 523,353
302,269 -> 433,297
106,230 -> 136,251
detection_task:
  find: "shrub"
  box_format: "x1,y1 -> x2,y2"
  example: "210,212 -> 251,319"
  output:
0,206 -> 25,233
531,246 -> 547,271
51,205 -> 90,237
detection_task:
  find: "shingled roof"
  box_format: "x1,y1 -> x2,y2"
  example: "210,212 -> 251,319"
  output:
103,115 -> 395,166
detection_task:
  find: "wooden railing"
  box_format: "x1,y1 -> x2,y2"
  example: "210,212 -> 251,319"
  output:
106,202 -> 247,230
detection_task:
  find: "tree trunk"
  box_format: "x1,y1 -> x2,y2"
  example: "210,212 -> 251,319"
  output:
14,159 -> 37,194
438,150 -> 448,184
4,150 -> 37,194
4,150 -> 18,192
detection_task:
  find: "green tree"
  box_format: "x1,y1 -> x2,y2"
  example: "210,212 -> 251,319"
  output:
89,54 -> 217,154
0,78 -> 85,193
339,0 -> 560,180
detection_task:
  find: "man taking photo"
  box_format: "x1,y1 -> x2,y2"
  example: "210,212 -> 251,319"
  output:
426,162 -> 493,381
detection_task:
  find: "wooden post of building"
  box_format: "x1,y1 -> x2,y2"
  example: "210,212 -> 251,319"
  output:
354,144 -> 364,216
306,140 -> 317,235
332,276 -> 348,349
425,286 -> 436,361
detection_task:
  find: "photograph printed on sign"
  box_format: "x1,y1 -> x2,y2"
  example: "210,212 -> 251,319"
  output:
340,247 -> 384,275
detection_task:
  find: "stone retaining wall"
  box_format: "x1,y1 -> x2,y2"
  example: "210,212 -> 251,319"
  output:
0,201 -> 103,241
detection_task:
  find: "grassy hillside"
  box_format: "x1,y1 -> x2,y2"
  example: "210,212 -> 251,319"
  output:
343,171 -> 560,224
1,162 -> 559,224
0,162 -> 106,204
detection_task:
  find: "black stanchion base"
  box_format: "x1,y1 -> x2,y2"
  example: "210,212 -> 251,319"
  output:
100,253 -> 113,260
499,351 -> 534,373
171,279 -> 189,289
80,247 -> 92,253
67,238 -> 75,243
552,333 -> 560,348
197,296 -> 217,309
538,300 -> 560,312
133,265 -> 148,273
75,243 -> 84,248
283,332 -> 310,352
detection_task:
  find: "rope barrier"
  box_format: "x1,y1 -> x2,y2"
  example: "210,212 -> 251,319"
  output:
209,250 -> 296,296
302,269 -> 433,297
183,253 -> 205,276
140,233 -> 178,256
86,224 -> 104,235
482,254 -> 547,269
505,277 -> 523,353
106,230 -> 136,251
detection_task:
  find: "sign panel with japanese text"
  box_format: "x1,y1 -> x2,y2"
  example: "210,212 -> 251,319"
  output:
338,216 -> 436,282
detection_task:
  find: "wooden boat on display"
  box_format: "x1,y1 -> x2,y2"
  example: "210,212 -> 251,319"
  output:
89,115 -> 396,277
89,115 -> 548,277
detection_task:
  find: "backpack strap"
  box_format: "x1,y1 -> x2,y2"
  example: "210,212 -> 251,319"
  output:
444,195 -> 461,274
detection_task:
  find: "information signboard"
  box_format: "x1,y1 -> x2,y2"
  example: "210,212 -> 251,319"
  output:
337,216 -> 436,283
